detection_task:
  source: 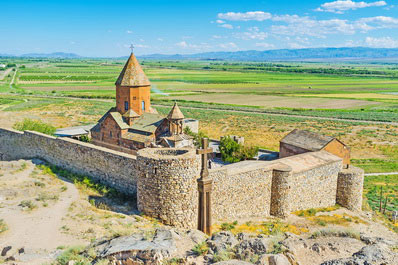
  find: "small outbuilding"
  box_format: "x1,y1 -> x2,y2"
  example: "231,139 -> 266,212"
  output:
279,129 -> 350,167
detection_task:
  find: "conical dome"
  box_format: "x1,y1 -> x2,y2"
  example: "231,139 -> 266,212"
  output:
167,102 -> 184,120
115,53 -> 150,87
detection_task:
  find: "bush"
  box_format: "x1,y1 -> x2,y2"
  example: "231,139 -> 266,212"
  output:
219,136 -> 259,163
192,242 -> 209,256
184,127 -> 208,148
13,118 -> 56,135
0,219 -> 8,234
55,246 -> 90,265
19,200 -> 37,210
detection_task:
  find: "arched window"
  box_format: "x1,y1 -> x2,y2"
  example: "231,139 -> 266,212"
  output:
142,100 -> 145,110
124,101 -> 128,111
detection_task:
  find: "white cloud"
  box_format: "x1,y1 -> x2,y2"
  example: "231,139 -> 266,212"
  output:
218,42 -> 238,50
316,0 -> 387,14
255,42 -> 275,49
365,36 -> 398,48
216,19 -> 225,24
135,44 -> 149,48
126,30 -> 133,34
235,27 -> 268,40
220,23 -> 234,29
157,38 -> 164,41
176,41 -> 188,48
271,17 -> 357,37
218,11 -> 272,21
212,35 -> 223,39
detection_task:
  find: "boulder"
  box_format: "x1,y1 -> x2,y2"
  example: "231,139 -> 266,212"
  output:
321,243 -> 396,265
1,246 -> 12,256
208,231 -> 239,252
187,229 -> 207,244
269,254 -> 291,265
95,228 -> 180,264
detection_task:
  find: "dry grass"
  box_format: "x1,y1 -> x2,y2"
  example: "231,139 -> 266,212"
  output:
213,220 -> 309,236
170,94 -> 378,109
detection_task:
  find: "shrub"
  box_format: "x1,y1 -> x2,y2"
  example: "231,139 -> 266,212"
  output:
55,246 -> 90,265
13,118 -> 56,135
192,242 -> 209,256
310,229 -> 360,240
213,250 -> 234,262
220,136 -> 241,163
184,127 -> 208,148
219,136 -> 258,163
220,222 -> 236,231
19,200 -> 37,210
79,135 -> 91,143
0,219 -> 8,233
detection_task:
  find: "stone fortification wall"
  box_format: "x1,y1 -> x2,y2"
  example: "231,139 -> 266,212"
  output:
272,151 -> 343,216
137,148 -> 200,228
0,127 -> 363,229
337,166 -> 364,211
0,128 -> 139,195
210,151 -> 344,221
209,161 -> 274,221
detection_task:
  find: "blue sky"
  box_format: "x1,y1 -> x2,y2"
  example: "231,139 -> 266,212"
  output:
1,0 -> 398,56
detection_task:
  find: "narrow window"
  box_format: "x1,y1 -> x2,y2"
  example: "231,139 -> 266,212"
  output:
110,131 -> 112,137
124,101 -> 128,111
142,100 -> 145,110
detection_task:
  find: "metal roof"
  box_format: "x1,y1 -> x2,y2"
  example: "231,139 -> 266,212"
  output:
280,129 -> 336,152
55,124 -> 95,137
115,53 -> 150,87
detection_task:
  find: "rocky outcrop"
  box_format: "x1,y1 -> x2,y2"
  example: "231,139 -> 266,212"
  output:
321,242 -> 398,265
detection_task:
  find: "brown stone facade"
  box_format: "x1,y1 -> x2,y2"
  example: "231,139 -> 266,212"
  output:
116,85 -> 151,116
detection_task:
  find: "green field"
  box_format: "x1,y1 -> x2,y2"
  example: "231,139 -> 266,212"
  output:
0,57 -> 397,174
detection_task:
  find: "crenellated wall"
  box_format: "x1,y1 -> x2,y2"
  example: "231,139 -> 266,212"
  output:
0,127 -> 364,229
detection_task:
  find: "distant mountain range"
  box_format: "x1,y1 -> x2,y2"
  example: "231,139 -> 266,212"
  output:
140,47 -> 398,61
0,52 -> 81,58
1,47 -> 398,61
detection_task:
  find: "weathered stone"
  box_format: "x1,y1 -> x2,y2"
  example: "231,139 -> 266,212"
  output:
208,231 -> 239,252
268,254 -> 291,265
187,229 -> 207,244
1,246 -> 12,256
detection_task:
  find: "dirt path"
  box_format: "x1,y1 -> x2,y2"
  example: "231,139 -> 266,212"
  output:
0,92 -> 396,126
0,160 -> 86,264
365,172 -> 398,176
0,68 -> 12,81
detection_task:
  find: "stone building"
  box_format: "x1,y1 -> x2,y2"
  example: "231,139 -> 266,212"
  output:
279,129 -> 350,167
90,53 -> 194,154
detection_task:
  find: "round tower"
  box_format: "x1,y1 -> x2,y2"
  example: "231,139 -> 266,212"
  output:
136,148 -> 200,228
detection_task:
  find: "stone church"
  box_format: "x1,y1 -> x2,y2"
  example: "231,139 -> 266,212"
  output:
91,53 -> 194,154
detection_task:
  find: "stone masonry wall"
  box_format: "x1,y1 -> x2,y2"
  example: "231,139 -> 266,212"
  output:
0,127 -> 363,228
137,148 -> 200,228
0,128 -> 139,195
337,166 -> 364,211
209,161 -> 274,221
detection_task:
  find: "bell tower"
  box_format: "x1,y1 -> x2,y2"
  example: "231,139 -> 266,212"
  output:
115,51 -> 151,116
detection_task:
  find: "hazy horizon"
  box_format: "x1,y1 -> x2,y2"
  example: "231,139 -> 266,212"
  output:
2,0 -> 398,57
